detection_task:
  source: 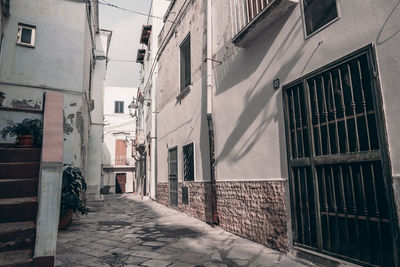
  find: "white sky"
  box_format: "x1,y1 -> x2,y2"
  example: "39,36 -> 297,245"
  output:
99,0 -> 152,87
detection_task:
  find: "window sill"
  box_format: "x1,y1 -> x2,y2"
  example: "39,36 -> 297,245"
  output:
176,84 -> 191,101
16,42 -> 35,48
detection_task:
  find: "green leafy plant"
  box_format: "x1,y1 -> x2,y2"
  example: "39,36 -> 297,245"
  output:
60,164 -> 89,218
0,118 -> 43,146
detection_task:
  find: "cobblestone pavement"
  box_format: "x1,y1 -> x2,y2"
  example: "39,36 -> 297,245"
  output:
56,194 -> 309,267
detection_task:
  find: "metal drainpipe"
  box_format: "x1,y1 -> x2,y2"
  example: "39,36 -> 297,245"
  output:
207,0 -> 218,225
150,75 -> 157,200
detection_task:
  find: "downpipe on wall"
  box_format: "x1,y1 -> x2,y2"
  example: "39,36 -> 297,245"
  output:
207,0 -> 218,225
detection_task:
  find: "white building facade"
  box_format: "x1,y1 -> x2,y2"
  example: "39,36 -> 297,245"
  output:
102,86 -> 137,194
151,0 -> 400,266
135,0 -> 170,199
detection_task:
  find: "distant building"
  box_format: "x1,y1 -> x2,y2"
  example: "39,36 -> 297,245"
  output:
145,0 -> 400,266
102,87 -> 137,195
134,0 -> 170,199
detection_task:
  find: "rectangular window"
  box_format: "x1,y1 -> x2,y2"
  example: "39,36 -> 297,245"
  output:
114,101 -> 124,113
303,0 -> 338,36
180,34 -> 191,91
183,143 -> 194,181
17,24 -> 36,48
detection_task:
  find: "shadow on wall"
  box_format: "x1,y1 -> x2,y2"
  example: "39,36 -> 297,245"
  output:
214,6 -> 312,177
376,0 -> 400,45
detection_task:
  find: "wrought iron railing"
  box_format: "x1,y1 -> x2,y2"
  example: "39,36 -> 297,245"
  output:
231,0 -> 274,38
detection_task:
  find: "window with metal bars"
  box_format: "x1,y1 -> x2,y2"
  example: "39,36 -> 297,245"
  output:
114,101 -> 124,114
302,0 -> 339,36
183,143 -> 194,181
180,34 -> 191,91
283,46 -> 397,266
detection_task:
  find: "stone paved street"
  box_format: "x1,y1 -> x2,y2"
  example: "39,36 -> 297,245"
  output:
56,194 -> 309,267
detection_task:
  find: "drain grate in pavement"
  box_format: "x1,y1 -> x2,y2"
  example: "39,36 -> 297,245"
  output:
101,252 -> 129,267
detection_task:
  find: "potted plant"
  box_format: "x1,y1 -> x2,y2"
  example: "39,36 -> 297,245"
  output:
0,118 -> 43,147
59,164 -> 89,229
0,92 -> 5,106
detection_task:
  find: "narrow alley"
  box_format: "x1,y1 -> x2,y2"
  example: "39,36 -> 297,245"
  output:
56,195 -> 308,267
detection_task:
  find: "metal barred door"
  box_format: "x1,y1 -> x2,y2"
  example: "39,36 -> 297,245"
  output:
283,46 -> 398,266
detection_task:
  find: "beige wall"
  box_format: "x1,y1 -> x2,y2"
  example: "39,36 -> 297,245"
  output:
156,0 -> 211,183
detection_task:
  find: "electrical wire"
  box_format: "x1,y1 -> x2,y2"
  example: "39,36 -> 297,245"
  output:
92,0 -> 176,24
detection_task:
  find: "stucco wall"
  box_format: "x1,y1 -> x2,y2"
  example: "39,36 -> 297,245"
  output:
212,0 -> 400,182
156,0 -> 211,185
0,1 -> 98,176
0,0 -> 87,92
211,0 -> 400,251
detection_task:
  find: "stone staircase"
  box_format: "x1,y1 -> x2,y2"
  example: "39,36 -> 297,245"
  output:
0,146 -> 41,267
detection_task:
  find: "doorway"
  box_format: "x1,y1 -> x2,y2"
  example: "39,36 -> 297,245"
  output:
168,147 -> 178,206
115,173 -> 126,194
282,46 -> 398,266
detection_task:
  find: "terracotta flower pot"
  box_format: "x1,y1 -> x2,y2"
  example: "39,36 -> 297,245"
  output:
17,135 -> 34,147
59,210 -> 73,230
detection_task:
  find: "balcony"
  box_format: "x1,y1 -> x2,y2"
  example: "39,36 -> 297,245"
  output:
231,0 -> 298,47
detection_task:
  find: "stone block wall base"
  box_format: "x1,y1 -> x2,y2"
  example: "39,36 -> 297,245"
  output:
216,180 -> 288,252
156,182 -> 212,222
33,256 -> 54,267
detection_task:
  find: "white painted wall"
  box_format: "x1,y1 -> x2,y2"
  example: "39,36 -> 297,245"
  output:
211,0 -> 400,229
103,86 -> 137,193
136,0 -> 170,198
211,0 -> 400,181
0,0 -> 100,175
86,30 -> 112,199
156,0 -> 211,185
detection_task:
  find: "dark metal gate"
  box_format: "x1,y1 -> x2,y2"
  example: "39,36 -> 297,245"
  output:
168,147 -> 178,206
283,45 -> 398,266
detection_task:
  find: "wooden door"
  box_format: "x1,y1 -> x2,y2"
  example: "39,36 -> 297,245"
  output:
115,139 -> 127,165
116,173 -> 126,194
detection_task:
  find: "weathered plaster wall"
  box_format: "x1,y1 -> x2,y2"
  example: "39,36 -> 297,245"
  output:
86,30 -> 112,199
156,0 -> 211,186
0,1 -> 98,176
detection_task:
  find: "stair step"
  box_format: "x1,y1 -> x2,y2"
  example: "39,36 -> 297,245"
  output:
0,221 -> 35,252
0,179 -> 38,199
0,163 -> 40,179
0,249 -> 33,267
0,198 -> 37,223
0,148 -> 41,163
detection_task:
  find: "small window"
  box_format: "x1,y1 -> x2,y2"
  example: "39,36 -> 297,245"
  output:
17,24 -> 36,48
180,34 -> 191,91
114,101 -> 124,114
183,143 -> 194,181
303,0 -> 338,36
